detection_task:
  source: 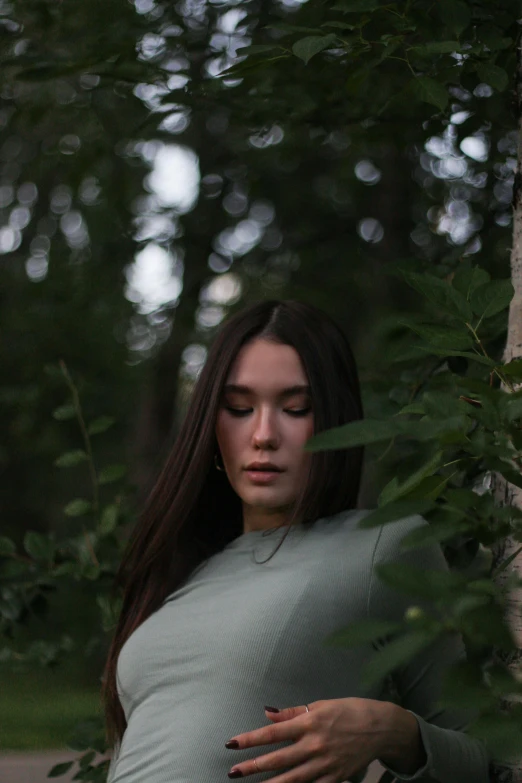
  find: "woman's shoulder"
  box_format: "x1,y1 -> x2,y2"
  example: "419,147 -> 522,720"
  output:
318,507 -> 429,540
316,508 -> 435,563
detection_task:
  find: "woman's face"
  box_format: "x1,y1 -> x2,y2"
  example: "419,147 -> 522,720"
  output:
215,338 -> 314,523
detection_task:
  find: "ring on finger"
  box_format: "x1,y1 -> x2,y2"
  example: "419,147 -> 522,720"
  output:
253,759 -> 260,773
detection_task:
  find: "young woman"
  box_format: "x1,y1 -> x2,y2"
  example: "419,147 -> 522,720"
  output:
103,299 -> 489,783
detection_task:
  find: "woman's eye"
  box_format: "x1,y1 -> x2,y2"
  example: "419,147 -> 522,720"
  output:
224,406 -> 311,417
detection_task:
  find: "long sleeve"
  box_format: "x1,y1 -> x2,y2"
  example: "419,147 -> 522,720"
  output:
367,516 -> 490,783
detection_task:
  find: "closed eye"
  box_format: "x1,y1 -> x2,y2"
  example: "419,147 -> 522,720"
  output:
225,407 -> 311,417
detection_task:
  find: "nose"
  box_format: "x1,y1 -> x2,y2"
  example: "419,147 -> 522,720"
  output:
252,406 -> 279,449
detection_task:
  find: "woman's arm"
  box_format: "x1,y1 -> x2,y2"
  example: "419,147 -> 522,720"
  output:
368,516 -> 490,783
373,701 -> 427,775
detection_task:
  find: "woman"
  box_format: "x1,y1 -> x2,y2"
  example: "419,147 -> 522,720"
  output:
103,299 -> 489,783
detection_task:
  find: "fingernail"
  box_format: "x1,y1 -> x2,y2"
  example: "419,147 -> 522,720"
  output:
228,769 -> 243,778
225,740 -> 239,749
264,705 -> 279,713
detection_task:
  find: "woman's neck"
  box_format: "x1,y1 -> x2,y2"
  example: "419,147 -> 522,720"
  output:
242,505 -> 297,534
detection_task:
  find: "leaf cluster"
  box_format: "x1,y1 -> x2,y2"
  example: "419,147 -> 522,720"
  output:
310,263 -> 522,762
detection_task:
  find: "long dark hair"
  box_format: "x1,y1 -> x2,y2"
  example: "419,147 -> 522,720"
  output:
102,299 -> 364,747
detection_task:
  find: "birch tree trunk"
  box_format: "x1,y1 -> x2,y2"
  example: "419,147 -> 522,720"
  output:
491,39 -> 522,783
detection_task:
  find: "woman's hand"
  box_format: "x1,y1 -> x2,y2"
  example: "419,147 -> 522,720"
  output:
224,698 -> 426,782
222,698 -> 424,783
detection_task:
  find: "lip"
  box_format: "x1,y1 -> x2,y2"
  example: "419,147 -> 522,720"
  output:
244,469 -> 282,485
244,462 -> 285,485
244,462 -> 284,472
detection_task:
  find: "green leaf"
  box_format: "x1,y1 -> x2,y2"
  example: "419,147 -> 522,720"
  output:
331,0 -> 381,10
506,397 -> 522,422
81,562 -> 101,580
422,391 -> 466,418
376,562 -> 465,601
326,619 -> 402,648
52,562 -> 78,577
483,37 -> 513,52
476,62 -> 509,92
411,77 -> 448,111
440,661 -> 494,711
452,266 -> 490,298
501,360 -> 522,378
416,347 -> 496,366
470,279 -> 514,319
265,23 -> 322,34
79,749 -> 96,768
378,451 -> 443,506
52,404 -> 76,421
471,712 -> 522,761
292,35 -> 338,64
64,499 -> 92,517
438,0 -> 470,36
236,44 -> 280,56
461,602 -> 514,651
452,594 -> 491,617
402,322 -> 473,349
412,41 -> 460,55
24,531 -> 55,561
446,488 -> 482,508
405,475 -> 451,501
98,504 -> 119,535
399,402 -> 425,414
54,450 -> 88,468
306,416 -> 471,451
87,416 -> 115,435
98,464 -> 127,485
400,520 -> 471,549
358,502 -> 435,529
321,21 -> 356,30
401,271 -> 473,320
48,761 -> 74,777
477,26 -> 513,51
0,537 -> 16,556
363,631 -> 437,686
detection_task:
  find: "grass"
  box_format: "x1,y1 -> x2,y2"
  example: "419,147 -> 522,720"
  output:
0,664 -> 102,751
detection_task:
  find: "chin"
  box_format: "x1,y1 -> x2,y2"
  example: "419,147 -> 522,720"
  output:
242,490 -> 292,509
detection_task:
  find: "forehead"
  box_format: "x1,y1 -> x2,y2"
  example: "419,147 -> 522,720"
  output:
226,339 -> 308,388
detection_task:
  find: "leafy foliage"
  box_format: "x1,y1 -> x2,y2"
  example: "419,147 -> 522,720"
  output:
0,0 -> 520,778
308,265 -> 522,767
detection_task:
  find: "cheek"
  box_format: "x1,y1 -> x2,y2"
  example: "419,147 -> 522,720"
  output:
216,413 -> 241,461
289,417 -> 314,454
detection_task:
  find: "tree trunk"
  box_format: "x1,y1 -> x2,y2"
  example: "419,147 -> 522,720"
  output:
490,39 -> 522,783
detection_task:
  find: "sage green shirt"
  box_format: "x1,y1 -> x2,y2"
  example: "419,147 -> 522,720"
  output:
108,510 -> 489,783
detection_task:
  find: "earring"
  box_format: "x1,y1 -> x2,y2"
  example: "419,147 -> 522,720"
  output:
214,452 -> 225,472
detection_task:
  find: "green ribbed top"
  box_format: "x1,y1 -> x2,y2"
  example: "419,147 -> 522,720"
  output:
108,510 -> 489,783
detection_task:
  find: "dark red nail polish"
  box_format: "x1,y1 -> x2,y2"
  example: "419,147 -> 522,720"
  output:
225,740 -> 239,749
264,705 -> 279,713
228,769 -> 243,778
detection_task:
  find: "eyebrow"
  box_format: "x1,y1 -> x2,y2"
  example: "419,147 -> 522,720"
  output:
223,384 -> 311,398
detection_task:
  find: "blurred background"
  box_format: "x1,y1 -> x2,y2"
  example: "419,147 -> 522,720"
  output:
0,0 -> 517,769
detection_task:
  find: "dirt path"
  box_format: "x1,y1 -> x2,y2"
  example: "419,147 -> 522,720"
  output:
0,752 -> 385,783
0,750 -> 105,783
